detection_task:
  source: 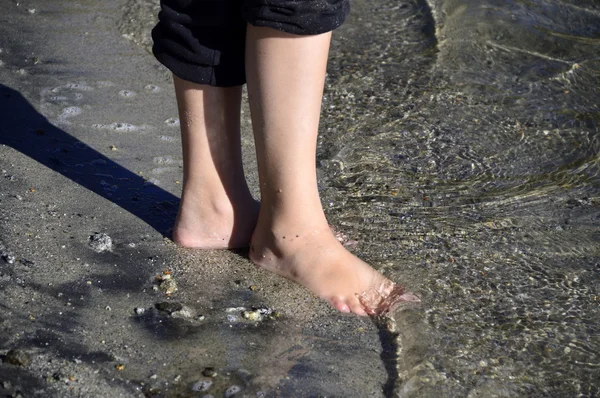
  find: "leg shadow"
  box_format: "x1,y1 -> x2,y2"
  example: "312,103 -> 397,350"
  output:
0,84 -> 178,235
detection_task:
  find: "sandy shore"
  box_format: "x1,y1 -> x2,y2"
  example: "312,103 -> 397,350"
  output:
3,0 -> 600,396
0,1 -> 422,396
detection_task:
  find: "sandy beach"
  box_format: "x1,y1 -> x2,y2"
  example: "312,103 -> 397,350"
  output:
1,0 -> 599,396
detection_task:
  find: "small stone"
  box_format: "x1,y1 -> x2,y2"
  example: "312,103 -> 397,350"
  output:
155,302 -> 183,314
5,349 -> 31,367
202,367 -> 217,378
226,314 -> 237,323
19,258 -> 34,267
174,375 -> 182,382
242,306 -> 278,322
159,278 -> 177,295
1,253 -> 15,264
88,233 -> 112,253
115,364 -> 125,371
225,385 -> 242,397
242,310 -> 261,321
133,307 -> 145,315
171,306 -> 194,319
191,380 -> 212,392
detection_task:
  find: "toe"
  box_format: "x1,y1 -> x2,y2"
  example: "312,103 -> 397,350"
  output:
348,298 -> 368,316
330,297 -> 351,313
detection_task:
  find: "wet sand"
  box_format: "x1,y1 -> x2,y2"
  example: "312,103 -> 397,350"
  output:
0,1 -> 422,397
2,0 -> 600,397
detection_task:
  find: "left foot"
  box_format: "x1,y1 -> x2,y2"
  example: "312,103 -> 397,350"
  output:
249,221 -> 413,316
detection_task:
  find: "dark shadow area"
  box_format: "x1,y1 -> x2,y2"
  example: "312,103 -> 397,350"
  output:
374,317 -> 400,398
0,84 -> 179,235
0,364 -> 50,397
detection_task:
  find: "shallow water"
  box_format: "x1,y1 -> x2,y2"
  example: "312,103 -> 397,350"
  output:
119,0 -> 599,395
317,0 -> 600,395
0,0 -> 597,396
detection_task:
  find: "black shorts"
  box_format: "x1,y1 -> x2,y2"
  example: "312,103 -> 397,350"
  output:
151,0 -> 350,87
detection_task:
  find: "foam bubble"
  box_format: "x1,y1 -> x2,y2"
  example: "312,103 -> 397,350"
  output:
153,156 -> 175,165
165,118 -> 179,127
65,83 -> 93,91
92,122 -> 139,132
96,81 -> 115,88
151,167 -> 173,175
59,107 -> 82,120
119,90 -> 136,98
159,135 -> 177,142
144,178 -> 160,186
100,180 -> 118,192
144,84 -> 160,92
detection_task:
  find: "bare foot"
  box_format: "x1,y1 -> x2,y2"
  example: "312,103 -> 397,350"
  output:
172,196 -> 259,249
249,223 -> 413,316
330,225 -> 358,248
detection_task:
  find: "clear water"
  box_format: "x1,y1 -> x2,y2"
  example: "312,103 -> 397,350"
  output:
316,0 -> 600,395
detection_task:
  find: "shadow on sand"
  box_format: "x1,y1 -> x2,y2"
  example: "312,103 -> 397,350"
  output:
0,84 -> 179,235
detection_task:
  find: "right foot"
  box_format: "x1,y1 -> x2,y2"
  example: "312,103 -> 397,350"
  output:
172,196 -> 259,249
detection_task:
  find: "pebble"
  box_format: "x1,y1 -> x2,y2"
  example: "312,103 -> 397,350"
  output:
155,302 -> 183,314
241,307 -> 279,322
5,349 -> 31,367
133,307 -> 145,315
191,380 -> 212,392
1,252 -> 15,264
88,233 -> 112,253
158,278 -> 177,294
224,385 -> 242,397
202,367 -> 217,378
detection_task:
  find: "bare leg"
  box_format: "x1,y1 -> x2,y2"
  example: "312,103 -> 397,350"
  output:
245,26 -> 395,316
171,76 -> 259,249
